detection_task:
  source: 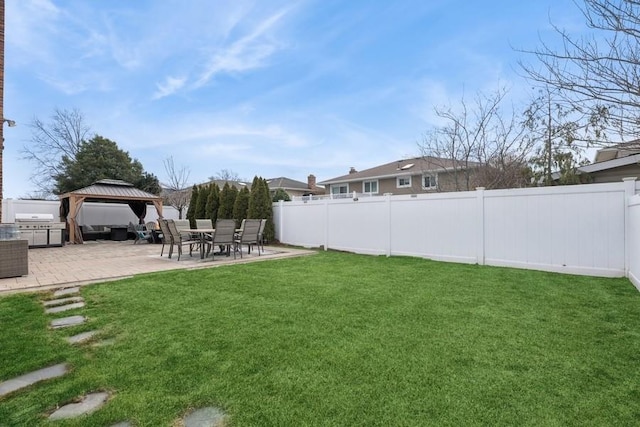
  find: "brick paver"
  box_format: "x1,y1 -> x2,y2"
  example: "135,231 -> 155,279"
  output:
0,241 -> 314,294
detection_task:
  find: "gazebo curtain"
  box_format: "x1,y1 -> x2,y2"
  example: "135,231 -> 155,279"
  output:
128,201 -> 147,224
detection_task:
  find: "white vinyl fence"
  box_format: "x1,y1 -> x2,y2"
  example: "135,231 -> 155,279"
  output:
274,178 -> 640,288
2,199 -> 181,225
629,194 -> 640,290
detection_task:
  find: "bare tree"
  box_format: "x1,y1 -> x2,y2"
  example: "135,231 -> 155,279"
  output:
209,169 -> 244,182
22,108 -> 91,195
524,86 -> 594,185
162,156 -> 191,219
419,88 -> 535,191
519,0 -> 640,139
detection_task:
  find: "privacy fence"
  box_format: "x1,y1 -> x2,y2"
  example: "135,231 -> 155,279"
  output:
2,199 -> 180,225
274,178 -> 640,291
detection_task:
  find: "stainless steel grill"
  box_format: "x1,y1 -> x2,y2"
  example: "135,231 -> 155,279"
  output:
15,214 -> 65,248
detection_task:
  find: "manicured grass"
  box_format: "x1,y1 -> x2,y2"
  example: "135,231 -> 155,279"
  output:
1,251 -> 640,426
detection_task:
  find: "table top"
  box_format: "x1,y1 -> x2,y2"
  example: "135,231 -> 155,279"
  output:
182,228 -> 215,233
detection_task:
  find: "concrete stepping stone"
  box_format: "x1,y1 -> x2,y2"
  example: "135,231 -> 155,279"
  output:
51,315 -> 86,329
92,338 -> 116,347
53,287 -> 80,297
45,301 -> 86,314
67,330 -> 99,344
110,422 -> 132,427
0,363 -> 69,397
183,407 -> 227,427
43,296 -> 84,307
49,391 -> 109,420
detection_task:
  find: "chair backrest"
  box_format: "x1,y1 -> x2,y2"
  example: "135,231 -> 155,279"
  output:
195,219 -> 212,229
258,219 -> 266,235
165,219 -> 183,243
158,219 -> 171,242
173,219 -> 191,231
146,221 -> 157,231
238,219 -> 261,243
212,219 -> 236,245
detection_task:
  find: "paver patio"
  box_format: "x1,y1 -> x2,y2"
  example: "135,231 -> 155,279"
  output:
0,240 -> 314,294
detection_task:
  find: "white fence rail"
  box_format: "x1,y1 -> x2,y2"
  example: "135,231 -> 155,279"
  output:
274,178 -> 639,284
2,199 -> 181,225
629,194 -> 640,290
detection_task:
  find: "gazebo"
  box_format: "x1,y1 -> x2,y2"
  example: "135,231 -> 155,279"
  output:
59,179 -> 163,244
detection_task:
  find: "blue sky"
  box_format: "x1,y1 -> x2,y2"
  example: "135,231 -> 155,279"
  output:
3,0 -> 584,198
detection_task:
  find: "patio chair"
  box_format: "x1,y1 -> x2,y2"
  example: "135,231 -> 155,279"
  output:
146,221 -> 160,243
257,218 -> 266,252
206,219 -> 236,260
165,219 -> 198,260
157,219 -> 172,257
128,221 -> 152,244
234,219 -> 262,258
195,218 -> 213,229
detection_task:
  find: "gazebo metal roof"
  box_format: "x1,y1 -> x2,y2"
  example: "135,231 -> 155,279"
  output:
59,180 -> 163,244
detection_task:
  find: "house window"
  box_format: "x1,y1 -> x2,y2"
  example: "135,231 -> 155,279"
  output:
331,184 -> 349,195
397,176 -> 411,188
422,174 -> 438,189
363,180 -> 378,194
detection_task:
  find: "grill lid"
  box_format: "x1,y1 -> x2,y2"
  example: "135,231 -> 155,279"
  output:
15,213 -> 55,222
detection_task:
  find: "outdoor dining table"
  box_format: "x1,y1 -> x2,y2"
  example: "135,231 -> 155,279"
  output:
183,228 -> 215,259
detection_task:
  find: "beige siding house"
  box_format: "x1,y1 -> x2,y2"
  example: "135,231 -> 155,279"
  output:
319,157 -> 481,196
578,142 -> 640,183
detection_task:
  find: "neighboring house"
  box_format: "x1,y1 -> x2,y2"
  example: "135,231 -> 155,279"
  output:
267,175 -> 325,198
319,157 -> 482,197
578,142 -> 640,183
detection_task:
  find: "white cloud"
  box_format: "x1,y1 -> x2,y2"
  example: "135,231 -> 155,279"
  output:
153,76 -> 187,99
195,8 -> 289,87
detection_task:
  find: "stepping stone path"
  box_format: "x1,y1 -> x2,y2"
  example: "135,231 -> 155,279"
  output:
3,287 -> 228,425
43,296 -> 84,307
92,338 -> 116,347
48,391 -> 109,420
0,363 -> 69,397
45,301 -> 85,314
51,315 -> 86,329
53,286 -> 80,297
183,407 -> 227,427
66,330 -> 99,344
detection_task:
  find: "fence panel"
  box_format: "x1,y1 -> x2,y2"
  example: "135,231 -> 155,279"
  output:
274,180 -> 636,279
483,184 -> 626,276
629,194 -> 640,290
2,199 -> 180,224
390,194 -> 478,263
327,198 -> 388,255
277,200 -> 326,248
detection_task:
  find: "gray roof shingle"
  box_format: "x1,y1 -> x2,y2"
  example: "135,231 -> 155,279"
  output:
319,157 -> 477,185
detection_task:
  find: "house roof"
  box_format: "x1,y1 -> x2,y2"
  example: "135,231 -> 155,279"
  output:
59,179 -> 160,201
319,156 -> 477,185
200,179 -> 251,190
594,140 -> 640,163
266,177 -> 325,194
579,153 -> 640,174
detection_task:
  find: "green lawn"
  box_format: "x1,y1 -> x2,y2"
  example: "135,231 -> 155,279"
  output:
1,251 -> 639,426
